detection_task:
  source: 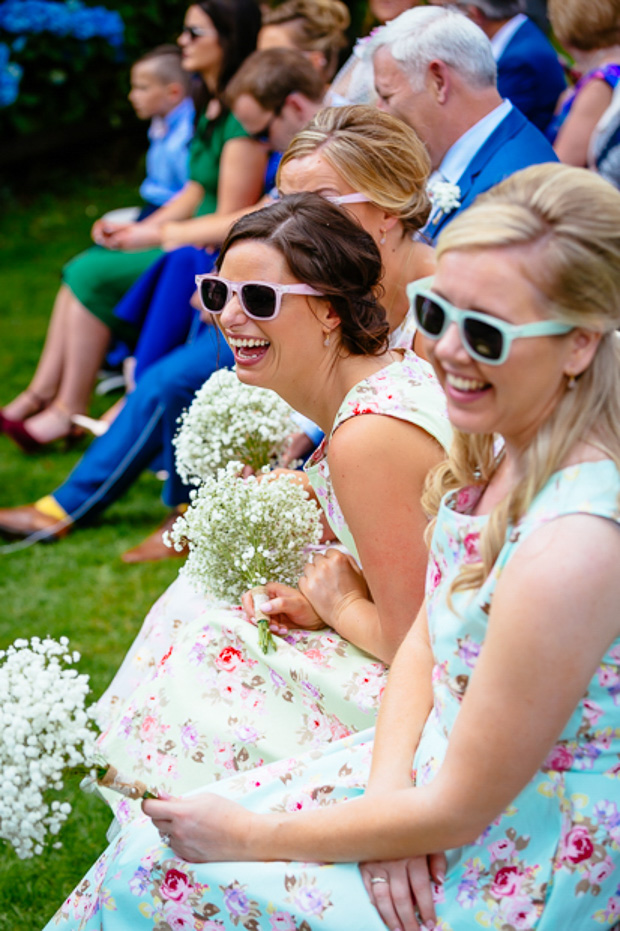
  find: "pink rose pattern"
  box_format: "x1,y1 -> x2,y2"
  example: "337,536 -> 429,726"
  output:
424,461 -> 620,927
47,462 -> 620,929
94,353 -> 449,820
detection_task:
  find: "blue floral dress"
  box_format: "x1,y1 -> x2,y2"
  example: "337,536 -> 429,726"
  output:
46,461 -> 620,930
92,352 -> 450,821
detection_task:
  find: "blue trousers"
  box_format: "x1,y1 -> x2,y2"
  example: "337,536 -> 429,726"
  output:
53,324 -> 233,522
114,246 -> 216,381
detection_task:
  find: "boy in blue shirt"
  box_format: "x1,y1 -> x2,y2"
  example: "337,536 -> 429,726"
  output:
129,44 -> 195,213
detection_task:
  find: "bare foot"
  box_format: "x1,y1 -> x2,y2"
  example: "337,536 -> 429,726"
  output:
21,404 -> 78,444
2,388 -> 52,422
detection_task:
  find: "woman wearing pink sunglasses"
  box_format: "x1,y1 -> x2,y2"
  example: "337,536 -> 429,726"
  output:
45,192 -> 452,925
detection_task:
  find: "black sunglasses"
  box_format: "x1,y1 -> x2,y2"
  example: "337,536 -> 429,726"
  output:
247,107 -> 282,144
180,24 -> 216,40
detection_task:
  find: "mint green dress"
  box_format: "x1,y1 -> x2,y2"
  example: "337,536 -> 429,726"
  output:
62,110 -> 248,335
46,461 -> 620,931
90,352 -> 450,821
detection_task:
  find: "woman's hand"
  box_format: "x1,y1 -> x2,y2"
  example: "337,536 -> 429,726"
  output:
100,222 -> 162,252
360,854 -> 446,931
143,794 -> 254,863
241,582 -> 324,636
298,549 -> 369,631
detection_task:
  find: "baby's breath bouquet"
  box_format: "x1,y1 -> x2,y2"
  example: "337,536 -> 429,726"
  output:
0,636 -> 157,859
0,636 -> 98,859
167,463 -> 323,652
173,368 -> 298,485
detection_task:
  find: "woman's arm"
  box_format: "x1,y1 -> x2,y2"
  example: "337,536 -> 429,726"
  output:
101,138 -> 267,251
324,414 -> 445,662
146,511 -> 620,863
251,416 -> 444,661
160,194 -> 273,251
554,78 -> 614,166
95,182 -> 208,250
365,605 -> 434,793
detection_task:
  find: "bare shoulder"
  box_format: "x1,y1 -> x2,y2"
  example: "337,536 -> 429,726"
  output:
328,411 -> 444,476
493,511 -> 620,642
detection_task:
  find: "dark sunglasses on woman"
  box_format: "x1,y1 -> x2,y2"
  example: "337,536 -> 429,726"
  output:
408,285 -> 573,366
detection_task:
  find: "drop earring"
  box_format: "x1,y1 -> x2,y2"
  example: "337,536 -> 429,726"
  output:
566,373 -> 577,390
323,332 -> 331,347
379,228 -> 387,246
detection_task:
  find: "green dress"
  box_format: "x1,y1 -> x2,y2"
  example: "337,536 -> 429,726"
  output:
62,110 -> 248,336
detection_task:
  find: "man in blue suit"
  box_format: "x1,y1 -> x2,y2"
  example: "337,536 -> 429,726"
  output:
369,5 -> 558,243
436,0 -> 565,133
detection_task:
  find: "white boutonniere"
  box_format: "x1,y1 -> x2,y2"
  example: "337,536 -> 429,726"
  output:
427,179 -> 462,220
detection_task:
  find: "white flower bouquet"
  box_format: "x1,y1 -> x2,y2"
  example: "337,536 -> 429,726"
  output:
0,636 -> 159,859
0,636 -> 98,859
167,463 -> 323,652
173,369 -> 297,486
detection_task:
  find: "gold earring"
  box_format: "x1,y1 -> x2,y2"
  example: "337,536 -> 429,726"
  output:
323,332 -> 331,347
379,228 -> 387,246
566,373 -> 577,390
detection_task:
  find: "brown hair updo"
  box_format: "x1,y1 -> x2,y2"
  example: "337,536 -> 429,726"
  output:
216,192 -> 390,356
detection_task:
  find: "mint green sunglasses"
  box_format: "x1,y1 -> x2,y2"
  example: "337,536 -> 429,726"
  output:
410,287 -> 574,365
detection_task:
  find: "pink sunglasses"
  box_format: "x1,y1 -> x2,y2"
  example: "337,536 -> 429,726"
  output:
195,274 -> 325,320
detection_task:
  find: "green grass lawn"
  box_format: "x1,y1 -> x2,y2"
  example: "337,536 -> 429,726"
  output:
0,175 -> 181,929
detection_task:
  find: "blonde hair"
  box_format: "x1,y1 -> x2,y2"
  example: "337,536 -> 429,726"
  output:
422,163 -> 620,595
262,0 -> 350,79
277,104 -> 431,234
549,0 -> 620,52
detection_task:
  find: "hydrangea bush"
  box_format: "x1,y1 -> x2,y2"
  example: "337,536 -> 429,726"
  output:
0,0 -> 182,144
167,462 -> 323,603
0,636 -> 98,859
174,369 -> 298,485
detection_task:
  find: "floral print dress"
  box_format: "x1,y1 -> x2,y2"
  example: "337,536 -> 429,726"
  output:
93,351 -> 450,820
47,460 -> 620,931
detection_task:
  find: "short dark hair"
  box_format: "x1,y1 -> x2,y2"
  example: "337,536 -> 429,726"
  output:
225,48 -> 325,111
217,192 -> 390,356
134,45 -> 191,92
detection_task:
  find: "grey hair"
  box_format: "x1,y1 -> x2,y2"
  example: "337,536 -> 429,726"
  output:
460,0 -> 525,19
368,6 -> 497,91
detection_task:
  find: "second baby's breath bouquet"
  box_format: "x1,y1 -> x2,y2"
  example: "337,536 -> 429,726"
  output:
0,636 -> 157,860
167,463 -> 323,651
173,369 -> 298,485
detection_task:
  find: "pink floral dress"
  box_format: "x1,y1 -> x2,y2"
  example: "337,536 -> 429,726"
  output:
46,460 -> 620,931
92,351 -> 450,821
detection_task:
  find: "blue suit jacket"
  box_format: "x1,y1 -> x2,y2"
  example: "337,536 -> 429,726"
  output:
425,106 -> 558,243
497,16 -> 566,133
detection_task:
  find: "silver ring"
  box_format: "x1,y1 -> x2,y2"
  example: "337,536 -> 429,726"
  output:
370,877 -> 388,885
160,832 -> 171,846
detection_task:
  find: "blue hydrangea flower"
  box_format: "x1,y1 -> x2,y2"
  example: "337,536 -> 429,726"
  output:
0,41 -> 22,107
0,1 -> 124,48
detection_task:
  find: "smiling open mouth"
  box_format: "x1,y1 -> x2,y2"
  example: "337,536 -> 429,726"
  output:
445,373 -> 490,393
227,337 -> 270,363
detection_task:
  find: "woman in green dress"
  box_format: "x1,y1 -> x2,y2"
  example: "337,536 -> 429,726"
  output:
1,0 -> 266,451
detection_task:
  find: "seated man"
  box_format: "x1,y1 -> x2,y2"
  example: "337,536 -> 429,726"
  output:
0,50 -> 326,560
368,4 -> 558,241
432,0 -> 565,133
